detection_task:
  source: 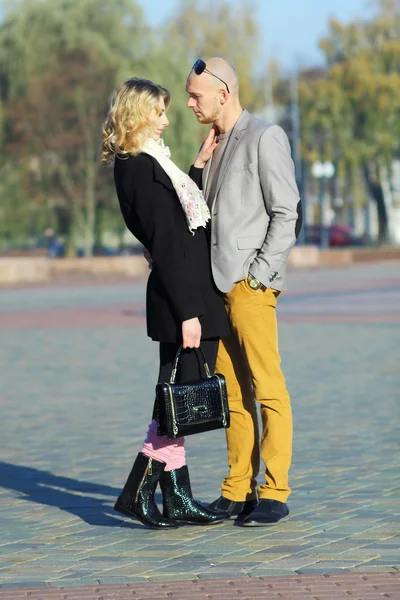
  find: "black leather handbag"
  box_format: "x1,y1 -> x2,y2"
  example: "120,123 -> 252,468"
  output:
154,346 -> 230,440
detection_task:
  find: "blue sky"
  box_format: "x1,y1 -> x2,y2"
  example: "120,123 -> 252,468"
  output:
143,0 -> 374,71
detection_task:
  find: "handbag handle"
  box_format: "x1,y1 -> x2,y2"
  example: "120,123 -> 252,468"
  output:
170,346 -> 212,384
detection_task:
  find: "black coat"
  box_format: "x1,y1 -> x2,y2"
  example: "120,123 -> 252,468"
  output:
114,153 -> 230,343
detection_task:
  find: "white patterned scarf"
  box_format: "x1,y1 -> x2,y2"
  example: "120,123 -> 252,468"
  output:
141,138 -> 210,234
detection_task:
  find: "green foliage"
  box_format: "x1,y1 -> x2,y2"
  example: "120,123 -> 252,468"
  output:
304,1 -> 400,168
0,161 -> 46,246
0,0 -> 148,253
0,0 -> 264,251
295,1 -> 400,239
165,0 -> 263,112
3,0 -> 398,249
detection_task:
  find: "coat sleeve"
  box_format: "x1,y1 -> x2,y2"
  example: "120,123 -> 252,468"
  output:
249,125 -> 301,288
188,165 -> 204,190
123,157 -> 206,323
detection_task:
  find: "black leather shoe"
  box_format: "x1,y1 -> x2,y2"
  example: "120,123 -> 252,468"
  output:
241,499 -> 289,527
160,466 -> 225,525
114,453 -> 178,529
208,496 -> 258,521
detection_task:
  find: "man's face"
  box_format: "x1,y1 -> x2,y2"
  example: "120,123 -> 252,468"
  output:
186,74 -> 221,124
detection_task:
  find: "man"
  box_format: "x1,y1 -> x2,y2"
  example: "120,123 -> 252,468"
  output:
186,57 -> 302,526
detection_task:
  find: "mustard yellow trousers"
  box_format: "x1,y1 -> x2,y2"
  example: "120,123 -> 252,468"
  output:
216,279 -> 292,503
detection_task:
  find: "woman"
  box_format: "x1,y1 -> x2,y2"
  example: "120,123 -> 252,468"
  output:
101,78 -> 230,529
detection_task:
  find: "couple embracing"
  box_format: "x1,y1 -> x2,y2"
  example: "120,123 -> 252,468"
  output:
101,58 -> 302,530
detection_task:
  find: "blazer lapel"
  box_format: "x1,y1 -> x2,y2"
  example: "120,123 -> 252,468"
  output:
202,158 -> 212,194
211,110 -> 250,212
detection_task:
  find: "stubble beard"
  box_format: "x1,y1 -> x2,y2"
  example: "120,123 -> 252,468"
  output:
195,98 -> 220,125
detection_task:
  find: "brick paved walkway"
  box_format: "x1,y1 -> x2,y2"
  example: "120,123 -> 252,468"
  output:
0,262 -> 399,599
0,573 -> 399,599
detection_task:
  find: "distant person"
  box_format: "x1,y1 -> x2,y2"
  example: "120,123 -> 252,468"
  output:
44,228 -> 58,258
185,58 -> 302,526
101,78 -> 230,529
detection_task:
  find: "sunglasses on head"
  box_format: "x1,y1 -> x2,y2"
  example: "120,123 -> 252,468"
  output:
192,59 -> 230,94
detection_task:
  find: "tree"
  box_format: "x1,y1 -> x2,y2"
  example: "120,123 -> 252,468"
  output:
0,0 -> 269,251
165,0 -> 264,114
296,0 -> 400,243
0,0 -> 148,255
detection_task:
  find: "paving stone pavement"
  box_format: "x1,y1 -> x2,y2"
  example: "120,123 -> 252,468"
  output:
0,573 -> 399,599
0,261 -> 399,599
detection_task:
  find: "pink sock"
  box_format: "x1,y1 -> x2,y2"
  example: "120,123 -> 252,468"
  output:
141,420 -> 186,471
164,436 -> 186,472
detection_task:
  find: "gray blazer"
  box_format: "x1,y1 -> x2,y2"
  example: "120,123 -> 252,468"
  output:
203,110 -> 301,294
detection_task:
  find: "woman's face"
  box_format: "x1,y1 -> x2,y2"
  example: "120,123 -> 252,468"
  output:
149,97 -> 169,141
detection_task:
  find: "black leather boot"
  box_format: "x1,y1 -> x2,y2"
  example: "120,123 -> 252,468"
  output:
160,465 -> 225,525
114,453 -> 178,529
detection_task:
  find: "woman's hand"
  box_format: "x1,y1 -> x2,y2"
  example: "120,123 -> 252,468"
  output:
193,126 -> 219,168
182,317 -> 202,349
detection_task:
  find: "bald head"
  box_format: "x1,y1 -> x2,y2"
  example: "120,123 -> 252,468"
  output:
204,58 -> 239,95
187,57 -> 239,97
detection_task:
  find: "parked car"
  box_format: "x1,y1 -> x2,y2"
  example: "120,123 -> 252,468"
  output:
304,224 -> 368,247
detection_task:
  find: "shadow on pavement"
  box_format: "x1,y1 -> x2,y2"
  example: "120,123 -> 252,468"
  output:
0,461 -> 149,529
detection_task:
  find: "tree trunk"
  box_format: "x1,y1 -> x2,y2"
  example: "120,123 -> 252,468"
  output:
64,212 -> 79,258
82,217 -> 94,258
81,124 -> 98,257
82,185 -> 96,258
363,164 -> 389,245
94,201 -> 105,255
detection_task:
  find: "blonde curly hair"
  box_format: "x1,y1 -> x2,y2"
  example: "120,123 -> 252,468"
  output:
101,78 -> 170,165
